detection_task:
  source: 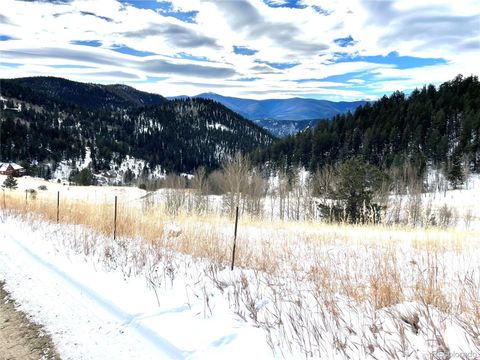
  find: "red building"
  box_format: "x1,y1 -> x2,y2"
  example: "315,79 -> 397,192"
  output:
0,162 -> 25,177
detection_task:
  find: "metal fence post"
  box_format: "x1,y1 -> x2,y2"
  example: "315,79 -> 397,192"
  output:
114,195 -> 118,240
56,191 -> 60,223
231,206 -> 239,271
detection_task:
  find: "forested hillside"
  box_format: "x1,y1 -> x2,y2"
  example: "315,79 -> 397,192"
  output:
253,75 -> 480,178
2,76 -> 167,110
0,77 -> 274,174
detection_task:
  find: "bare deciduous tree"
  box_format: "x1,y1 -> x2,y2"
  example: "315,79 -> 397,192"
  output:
244,167 -> 267,218
221,152 -> 250,217
192,166 -> 209,214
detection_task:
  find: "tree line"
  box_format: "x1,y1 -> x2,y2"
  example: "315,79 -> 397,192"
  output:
252,75 -> 480,189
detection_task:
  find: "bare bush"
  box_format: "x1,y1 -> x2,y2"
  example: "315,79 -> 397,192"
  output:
437,204 -> 457,228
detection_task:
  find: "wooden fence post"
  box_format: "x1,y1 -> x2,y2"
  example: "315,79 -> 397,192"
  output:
231,206 -> 239,271
56,191 -> 60,223
113,195 -> 118,240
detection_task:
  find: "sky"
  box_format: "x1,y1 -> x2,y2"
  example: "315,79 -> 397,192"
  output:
0,0 -> 479,101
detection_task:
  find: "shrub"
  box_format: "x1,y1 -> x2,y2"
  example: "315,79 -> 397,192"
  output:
26,188 -> 37,200
438,204 -> 456,228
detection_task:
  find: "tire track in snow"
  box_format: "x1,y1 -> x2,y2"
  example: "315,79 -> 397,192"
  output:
0,226 -> 188,359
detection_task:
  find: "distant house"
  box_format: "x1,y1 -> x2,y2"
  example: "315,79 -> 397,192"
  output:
0,162 -> 25,177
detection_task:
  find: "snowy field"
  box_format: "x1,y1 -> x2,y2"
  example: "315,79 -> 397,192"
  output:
1,174 -> 147,204
4,172 -> 480,229
1,175 -> 480,359
0,217 -> 272,359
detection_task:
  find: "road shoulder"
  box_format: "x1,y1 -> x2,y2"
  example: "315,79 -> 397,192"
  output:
0,281 -> 60,360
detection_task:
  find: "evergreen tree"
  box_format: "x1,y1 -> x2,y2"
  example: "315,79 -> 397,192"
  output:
70,168 -> 95,186
2,175 -> 18,189
447,150 -> 465,189
123,168 -> 135,184
319,157 -> 385,224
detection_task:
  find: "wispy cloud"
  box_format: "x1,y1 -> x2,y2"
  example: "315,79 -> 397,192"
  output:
0,0 -> 478,100
0,14 -> 13,24
141,59 -> 235,78
122,23 -> 220,49
255,60 -> 300,70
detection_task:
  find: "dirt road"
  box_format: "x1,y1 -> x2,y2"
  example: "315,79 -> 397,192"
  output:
0,281 -> 60,360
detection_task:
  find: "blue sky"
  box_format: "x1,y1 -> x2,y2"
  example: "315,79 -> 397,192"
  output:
0,0 -> 479,100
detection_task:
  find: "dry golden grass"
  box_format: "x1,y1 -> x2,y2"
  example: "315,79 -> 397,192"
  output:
4,188 -> 478,301
22,192 -> 167,237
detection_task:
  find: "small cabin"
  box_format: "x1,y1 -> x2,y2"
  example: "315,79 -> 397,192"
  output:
0,162 -> 25,177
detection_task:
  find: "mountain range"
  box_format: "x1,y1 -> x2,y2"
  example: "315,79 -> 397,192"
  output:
195,93 -> 366,121
2,74 -> 477,187
6,77 -> 365,140
171,93 -> 366,136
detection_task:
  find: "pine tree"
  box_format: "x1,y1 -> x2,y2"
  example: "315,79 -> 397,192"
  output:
70,168 -> 95,186
2,175 -> 18,189
319,156 -> 385,224
447,150 -> 465,189
123,168 -> 135,184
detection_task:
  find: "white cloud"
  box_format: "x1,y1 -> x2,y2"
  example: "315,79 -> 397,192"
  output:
0,0 -> 478,100
348,79 -> 365,84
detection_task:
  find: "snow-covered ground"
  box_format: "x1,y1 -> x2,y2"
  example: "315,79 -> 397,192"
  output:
1,175 -> 147,204
0,217 -> 272,360
2,213 -> 480,359
382,173 -> 480,230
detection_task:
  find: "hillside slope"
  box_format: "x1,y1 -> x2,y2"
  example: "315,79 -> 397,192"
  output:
2,76 -> 167,111
254,75 -> 480,175
0,78 -> 274,174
